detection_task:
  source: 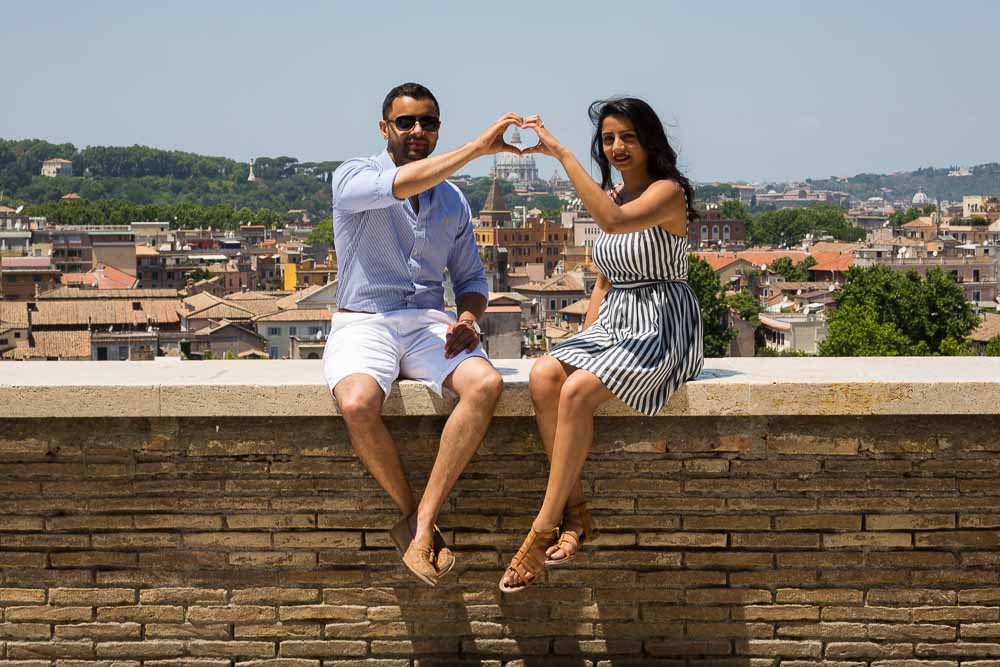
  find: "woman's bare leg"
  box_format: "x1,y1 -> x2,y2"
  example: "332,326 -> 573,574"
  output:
533,370 -> 614,532
502,369 -> 613,589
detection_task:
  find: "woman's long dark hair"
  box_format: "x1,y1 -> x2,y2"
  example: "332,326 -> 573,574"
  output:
589,97 -> 699,222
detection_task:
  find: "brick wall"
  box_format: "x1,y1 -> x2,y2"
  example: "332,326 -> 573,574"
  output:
2,414 -> 1000,666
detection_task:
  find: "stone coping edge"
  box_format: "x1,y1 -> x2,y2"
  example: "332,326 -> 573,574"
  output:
1,357 -> 999,418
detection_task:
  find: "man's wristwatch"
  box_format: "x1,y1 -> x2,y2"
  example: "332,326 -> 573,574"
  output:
459,318 -> 481,335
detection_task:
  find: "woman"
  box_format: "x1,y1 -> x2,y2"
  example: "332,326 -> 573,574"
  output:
499,98 -> 704,593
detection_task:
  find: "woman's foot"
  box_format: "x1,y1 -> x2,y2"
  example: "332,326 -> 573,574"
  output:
499,526 -> 559,593
545,501 -> 594,565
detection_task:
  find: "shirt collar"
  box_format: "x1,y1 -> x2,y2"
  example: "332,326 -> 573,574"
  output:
376,149 -> 396,170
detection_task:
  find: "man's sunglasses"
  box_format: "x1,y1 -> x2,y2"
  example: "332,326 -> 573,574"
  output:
387,115 -> 441,132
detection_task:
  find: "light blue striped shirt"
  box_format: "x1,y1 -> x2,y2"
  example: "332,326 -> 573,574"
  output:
331,150 -> 488,313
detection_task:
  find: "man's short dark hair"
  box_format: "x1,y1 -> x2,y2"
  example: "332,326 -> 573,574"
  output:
382,82 -> 440,120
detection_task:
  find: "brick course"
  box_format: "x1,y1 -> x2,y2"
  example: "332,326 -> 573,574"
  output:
1,415 -> 1000,665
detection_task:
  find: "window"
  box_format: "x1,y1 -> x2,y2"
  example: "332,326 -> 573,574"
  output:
268,327 -> 281,336
561,299 -> 568,308
549,299 -> 556,310
309,326 -> 322,336
701,225 -> 708,239
97,347 -> 108,361
288,327 -> 297,336
132,302 -> 142,311
269,346 -> 279,359
723,225 -> 731,240
118,346 -> 129,361
33,275 -> 42,283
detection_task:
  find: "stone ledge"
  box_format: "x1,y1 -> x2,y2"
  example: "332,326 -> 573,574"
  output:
1,357 -> 998,419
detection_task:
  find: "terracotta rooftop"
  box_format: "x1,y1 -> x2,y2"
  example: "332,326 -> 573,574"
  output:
0,302 -> 28,328
809,242 -> 863,255
809,253 -> 855,273
737,249 -> 809,268
692,252 -> 742,272
559,298 -> 591,315
514,273 -> 586,293
29,299 -> 181,327
185,302 -> 259,322
254,308 -> 331,323
0,330 -> 90,360
61,264 -> 139,290
481,178 -> 509,213
902,216 -> 936,229
39,287 -> 178,300
1,257 -> 55,270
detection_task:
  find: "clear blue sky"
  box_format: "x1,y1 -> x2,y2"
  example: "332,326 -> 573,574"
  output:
5,1 -> 998,183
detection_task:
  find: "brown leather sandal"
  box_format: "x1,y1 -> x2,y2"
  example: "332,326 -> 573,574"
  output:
545,501 -> 596,566
390,513 -> 455,579
498,527 -> 559,594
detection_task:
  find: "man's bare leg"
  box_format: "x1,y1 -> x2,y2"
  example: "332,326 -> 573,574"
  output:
334,373 -> 416,515
412,357 -> 503,551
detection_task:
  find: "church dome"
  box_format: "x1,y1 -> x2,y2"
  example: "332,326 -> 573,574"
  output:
912,191 -> 929,205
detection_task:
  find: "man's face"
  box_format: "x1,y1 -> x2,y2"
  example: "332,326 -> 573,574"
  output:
380,96 -> 440,165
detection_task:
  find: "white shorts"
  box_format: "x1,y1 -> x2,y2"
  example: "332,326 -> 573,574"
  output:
322,308 -> 492,401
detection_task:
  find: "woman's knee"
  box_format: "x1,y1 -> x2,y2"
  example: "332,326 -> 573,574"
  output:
558,374 -> 605,414
529,356 -> 566,399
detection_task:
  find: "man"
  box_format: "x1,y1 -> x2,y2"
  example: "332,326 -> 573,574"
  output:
324,82 -> 522,585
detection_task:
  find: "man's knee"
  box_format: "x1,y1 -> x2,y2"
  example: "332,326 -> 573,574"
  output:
479,369 -> 504,404
334,378 -> 384,425
455,365 -> 503,405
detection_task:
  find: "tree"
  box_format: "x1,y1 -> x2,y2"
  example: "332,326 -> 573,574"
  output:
185,268 -> 213,283
937,337 -> 976,356
726,289 -> 762,323
748,203 -> 863,246
889,205 -> 936,227
819,303 -> 912,356
768,255 -> 815,282
687,255 -> 736,357
819,265 -> 978,356
720,200 -> 751,222
308,217 -> 333,245
985,335 -> 1000,356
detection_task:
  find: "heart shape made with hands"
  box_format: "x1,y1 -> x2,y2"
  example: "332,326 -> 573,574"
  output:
504,124 -> 540,155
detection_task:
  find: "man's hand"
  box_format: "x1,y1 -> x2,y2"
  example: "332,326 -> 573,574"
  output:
473,113 -> 524,157
445,319 -> 480,358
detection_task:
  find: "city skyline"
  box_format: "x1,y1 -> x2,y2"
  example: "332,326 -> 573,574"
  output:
5,1 -> 1000,183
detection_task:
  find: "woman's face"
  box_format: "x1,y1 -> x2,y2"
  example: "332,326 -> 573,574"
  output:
601,114 -> 648,176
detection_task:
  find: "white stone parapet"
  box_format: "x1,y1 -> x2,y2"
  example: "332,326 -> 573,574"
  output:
1,357 -> 999,419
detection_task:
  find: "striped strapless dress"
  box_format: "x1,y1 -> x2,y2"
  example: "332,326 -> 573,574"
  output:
548,193 -> 704,415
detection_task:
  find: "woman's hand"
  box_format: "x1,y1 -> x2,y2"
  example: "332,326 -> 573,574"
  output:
520,115 -> 568,160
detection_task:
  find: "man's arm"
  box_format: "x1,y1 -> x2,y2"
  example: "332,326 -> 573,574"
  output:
331,158 -> 402,214
444,198 -> 490,358
391,113 -> 523,200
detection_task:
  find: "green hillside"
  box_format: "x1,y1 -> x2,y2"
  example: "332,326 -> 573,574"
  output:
806,163 -> 1000,201
0,138 -> 339,218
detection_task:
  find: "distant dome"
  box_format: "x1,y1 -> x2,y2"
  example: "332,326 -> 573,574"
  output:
912,191 -> 929,205
768,189 -> 777,195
